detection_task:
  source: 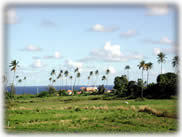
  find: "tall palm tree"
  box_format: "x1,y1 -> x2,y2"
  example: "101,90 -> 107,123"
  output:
145,62 -> 153,85
73,67 -> 79,93
50,69 -> 56,87
49,77 -> 52,85
137,60 -> 146,98
87,76 -> 90,87
52,79 -> 56,85
77,72 -> 81,87
9,60 -> 19,97
125,65 -> 130,80
102,75 -> 106,87
94,70 -> 99,87
18,79 -> 22,86
137,60 -> 146,81
57,73 -> 62,90
51,69 -> 56,77
23,76 -> 27,94
157,52 -> 166,74
64,70 -> 69,90
23,77 -> 26,80
106,69 -> 110,89
69,76 -> 73,90
9,60 -> 19,86
172,56 -> 178,73
89,71 -> 93,86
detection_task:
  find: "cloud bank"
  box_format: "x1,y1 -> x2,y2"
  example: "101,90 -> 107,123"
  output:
79,41 -> 143,62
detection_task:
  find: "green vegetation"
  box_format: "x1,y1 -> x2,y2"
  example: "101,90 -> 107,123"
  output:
5,95 -> 177,133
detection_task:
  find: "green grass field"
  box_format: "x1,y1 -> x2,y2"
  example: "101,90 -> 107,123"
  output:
4,95 -> 178,133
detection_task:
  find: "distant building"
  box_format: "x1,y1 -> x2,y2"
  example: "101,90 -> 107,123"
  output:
80,87 -> 98,92
67,90 -> 72,95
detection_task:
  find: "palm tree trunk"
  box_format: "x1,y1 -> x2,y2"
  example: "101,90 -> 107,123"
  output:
142,69 -> 143,80
11,71 -> 16,97
60,78 -> 61,90
73,77 -> 77,95
161,63 -> 162,74
127,70 -> 129,80
147,70 -> 149,85
95,75 -> 98,87
66,78 -> 67,90
87,80 -> 89,87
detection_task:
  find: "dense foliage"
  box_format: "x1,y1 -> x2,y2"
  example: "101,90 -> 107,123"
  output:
113,73 -> 177,99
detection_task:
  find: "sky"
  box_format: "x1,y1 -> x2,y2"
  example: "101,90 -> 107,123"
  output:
5,5 -> 177,86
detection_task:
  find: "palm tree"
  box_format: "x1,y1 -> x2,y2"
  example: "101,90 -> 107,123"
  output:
73,67 -> 79,93
172,56 -> 178,73
106,69 -> 110,89
94,70 -> 99,87
64,70 -> 69,90
23,76 -> 27,94
125,65 -> 130,80
77,72 -> 81,87
87,76 -> 90,86
51,69 -> 56,77
102,75 -> 106,87
49,77 -> 52,85
9,60 -> 19,97
9,60 -> 19,86
145,62 -> 153,85
52,79 -> 56,85
157,52 -> 166,74
23,77 -> 26,80
57,73 -> 62,90
137,60 -> 146,81
137,60 -> 146,98
89,71 -> 93,86
69,76 -> 73,90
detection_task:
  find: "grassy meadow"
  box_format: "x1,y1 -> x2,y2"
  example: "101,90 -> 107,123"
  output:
5,95 -> 178,133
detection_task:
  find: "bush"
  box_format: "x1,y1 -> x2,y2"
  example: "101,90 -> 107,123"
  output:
113,75 -> 128,97
48,86 -> 57,95
144,72 -> 177,99
37,91 -> 49,98
58,90 -> 68,96
97,85 -> 106,94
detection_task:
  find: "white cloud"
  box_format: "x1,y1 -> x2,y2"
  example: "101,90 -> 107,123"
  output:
160,37 -> 172,45
120,30 -> 137,37
79,41 -> 143,62
44,51 -> 61,59
22,45 -> 42,52
6,8 -> 18,24
91,24 -> 119,32
146,5 -> 169,16
144,37 -> 173,45
153,47 -> 176,55
31,59 -> 45,68
64,59 -> 83,71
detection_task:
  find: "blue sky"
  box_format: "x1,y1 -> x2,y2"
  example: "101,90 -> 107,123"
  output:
5,5 -> 177,86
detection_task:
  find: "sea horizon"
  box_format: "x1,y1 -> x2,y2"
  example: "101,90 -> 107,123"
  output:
5,85 -> 114,95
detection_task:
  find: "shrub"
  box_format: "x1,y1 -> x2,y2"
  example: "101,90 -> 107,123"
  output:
37,91 -> 49,98
48,86 -> 57,95
113,75 -> 128,97
97,85 -> 106,94
58,90 -> 68,96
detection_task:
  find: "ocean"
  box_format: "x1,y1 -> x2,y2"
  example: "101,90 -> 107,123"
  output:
6,85 -> 114,95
